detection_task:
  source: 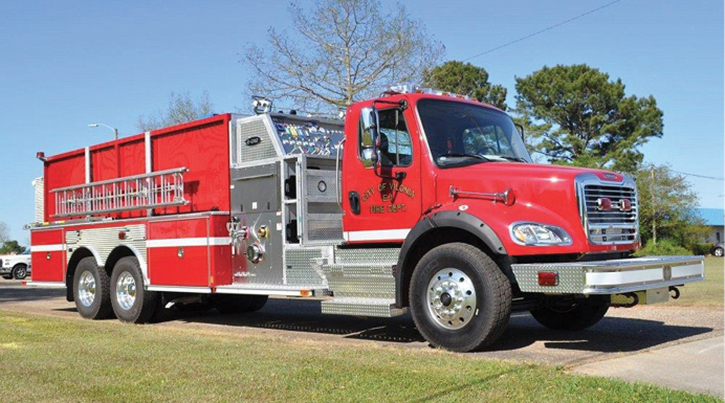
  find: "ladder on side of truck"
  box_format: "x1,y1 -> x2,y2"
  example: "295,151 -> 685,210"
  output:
51,168 -> 189,218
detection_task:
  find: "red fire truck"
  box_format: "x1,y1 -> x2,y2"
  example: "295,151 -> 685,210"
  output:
28,88 -> 704,352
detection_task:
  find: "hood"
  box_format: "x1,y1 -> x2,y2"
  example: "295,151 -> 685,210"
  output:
432,162 -> 635,256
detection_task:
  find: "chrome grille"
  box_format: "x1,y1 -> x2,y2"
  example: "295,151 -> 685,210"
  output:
581,181 -> 638,244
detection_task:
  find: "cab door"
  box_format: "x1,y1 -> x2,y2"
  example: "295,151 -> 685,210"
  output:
341,101 -> 422,243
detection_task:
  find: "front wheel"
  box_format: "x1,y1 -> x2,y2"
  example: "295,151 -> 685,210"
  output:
409,243 -> 512,352
110,256 -> 158,323
530,296 -> 610,331
12,264 -> 28,280
714,247 -> 724,257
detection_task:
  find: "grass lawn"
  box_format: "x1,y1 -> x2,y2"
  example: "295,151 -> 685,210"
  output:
0,311 -> 720,403
669,256 -> 724,308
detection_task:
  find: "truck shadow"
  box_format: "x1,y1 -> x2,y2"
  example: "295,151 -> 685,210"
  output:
0,282 -> 64,303
165,299 -> 716,354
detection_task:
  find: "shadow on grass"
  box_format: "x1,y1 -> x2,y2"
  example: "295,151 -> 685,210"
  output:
155,299 -> 715,354
6,284 -> 715,355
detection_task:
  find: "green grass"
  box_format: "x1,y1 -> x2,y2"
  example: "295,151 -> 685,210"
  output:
668,256 -> 724,307
0,311 -> 720,403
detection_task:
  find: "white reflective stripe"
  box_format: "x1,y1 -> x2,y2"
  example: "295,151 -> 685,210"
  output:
146,237 -> 231,248
32,244 -> 66,252
671,264 -> 703,278
343,229 -> 410,242
586,268 -> 663,286
27,281 -> 66,288
147,286 -> 212,293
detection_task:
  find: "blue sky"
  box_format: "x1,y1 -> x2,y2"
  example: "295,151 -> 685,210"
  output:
0,0 -> 722,243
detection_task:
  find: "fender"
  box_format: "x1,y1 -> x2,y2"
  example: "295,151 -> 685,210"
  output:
69,245 -> 103,267
394,210 -> 508,308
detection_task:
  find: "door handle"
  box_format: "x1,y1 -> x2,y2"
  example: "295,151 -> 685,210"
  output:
348,191 -> 361,215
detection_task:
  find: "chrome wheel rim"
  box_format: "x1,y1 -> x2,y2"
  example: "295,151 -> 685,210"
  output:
426,268 -> 477,330
715,248 -> 723,257
115,271 -> 137,311
78,271 -> 96,307
15,267 -> 26,278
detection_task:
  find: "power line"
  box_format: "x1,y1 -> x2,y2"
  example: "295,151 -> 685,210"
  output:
463,0 -> 625,62
670,170 -> 724,181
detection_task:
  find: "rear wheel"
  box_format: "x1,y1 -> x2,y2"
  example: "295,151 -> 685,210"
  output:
409,243 -> 512,352
12,264 -> 28,280
73,257 -> 113,319
212,295 -> 268,314
110,256 -> 158,323
530,296 -> 610,330
713,247 -> 724,257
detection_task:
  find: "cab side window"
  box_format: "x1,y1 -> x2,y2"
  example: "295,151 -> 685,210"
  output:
359,108 -> 412,167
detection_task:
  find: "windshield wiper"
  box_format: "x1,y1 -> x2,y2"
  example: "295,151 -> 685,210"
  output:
496,155 -> 527,163
438,152 -> 490,161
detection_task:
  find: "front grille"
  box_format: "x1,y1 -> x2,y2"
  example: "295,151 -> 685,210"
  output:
582,183 -> 638,244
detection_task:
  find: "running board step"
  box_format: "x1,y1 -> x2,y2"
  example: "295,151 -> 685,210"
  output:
320,297 -> 406,318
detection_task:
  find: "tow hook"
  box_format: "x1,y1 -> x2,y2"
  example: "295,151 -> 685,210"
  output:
669,286 -> 680,300
611,292 -> 639,308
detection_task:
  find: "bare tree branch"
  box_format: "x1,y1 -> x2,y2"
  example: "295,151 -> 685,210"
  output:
242,0 -> 444,111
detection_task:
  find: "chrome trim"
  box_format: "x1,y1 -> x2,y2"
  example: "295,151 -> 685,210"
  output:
575,173 -> 638,245
511,255 -> 704,295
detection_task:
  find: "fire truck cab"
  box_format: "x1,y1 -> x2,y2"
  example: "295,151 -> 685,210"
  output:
28,88 -> 705,352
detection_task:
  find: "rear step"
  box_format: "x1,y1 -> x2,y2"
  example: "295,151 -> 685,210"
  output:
321,297 -> 406,317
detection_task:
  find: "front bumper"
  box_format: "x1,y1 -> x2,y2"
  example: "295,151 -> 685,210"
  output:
511,255 -> 704,295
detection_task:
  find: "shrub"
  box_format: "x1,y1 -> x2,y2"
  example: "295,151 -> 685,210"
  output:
689,241 -> 714,256
634,239 -> 692,256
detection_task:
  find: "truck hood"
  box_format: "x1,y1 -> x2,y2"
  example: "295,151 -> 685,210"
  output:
432,162 -> 635,256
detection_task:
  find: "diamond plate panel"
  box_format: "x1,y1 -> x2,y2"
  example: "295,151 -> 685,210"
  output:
306,219 -> 343,242
320,297 -> 406,317
325,274 -> 395,299
65,224 -> 147,266
333,247 -> 400,265
238,117 -> 279,164
284,248 -> 325,287
510,265 -> 586,294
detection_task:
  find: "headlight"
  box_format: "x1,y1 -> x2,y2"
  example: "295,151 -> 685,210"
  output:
510,223 -> 572,246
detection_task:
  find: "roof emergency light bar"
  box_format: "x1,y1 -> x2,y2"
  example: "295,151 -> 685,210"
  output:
383,85 -> 475,101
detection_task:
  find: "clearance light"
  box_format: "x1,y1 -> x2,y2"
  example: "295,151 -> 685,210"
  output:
511,223 -> 572,246
537,272 -> 559,286
385,85 -> 474,101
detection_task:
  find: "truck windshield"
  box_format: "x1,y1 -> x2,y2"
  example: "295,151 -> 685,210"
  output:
417,99 -> 532,167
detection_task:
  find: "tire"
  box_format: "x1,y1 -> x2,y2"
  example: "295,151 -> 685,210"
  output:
12,264 -> 28,280
110,256 -> 158,323
409,243 -> 512,352
714,247 -> 724,257
530,296 -> 610,331
73,257 -> 114,320
212,295 -> 268,314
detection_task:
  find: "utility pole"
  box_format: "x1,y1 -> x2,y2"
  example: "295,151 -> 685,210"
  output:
650,166 -> 656,245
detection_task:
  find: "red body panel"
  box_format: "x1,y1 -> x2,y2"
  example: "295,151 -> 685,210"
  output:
42,114 -> 232,222
30,229 -> 65,282
147,215 -> 231,287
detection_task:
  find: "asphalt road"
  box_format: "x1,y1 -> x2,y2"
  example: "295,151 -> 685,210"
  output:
1,280 -> 722,396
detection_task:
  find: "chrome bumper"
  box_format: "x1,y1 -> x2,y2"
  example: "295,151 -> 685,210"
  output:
511,255 -> 704,295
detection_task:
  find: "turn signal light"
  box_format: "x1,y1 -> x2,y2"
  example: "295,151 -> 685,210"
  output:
537,272 -> 559,286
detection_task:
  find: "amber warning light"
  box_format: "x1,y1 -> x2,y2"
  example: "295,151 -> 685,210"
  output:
537,272 -> 559,286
